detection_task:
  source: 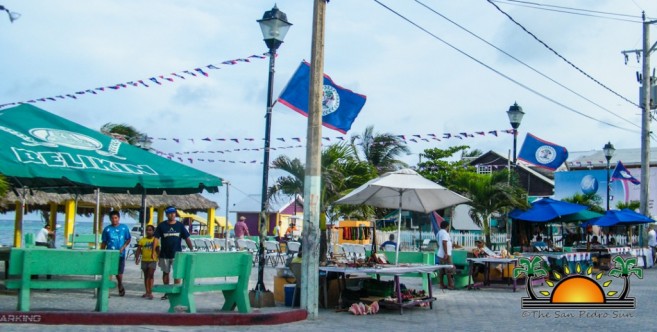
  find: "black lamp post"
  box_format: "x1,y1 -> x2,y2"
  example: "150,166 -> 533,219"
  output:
255,5 -> 291,293
506,102 -> 525,165
0,5 -> 20,23
603,141 -> 616,211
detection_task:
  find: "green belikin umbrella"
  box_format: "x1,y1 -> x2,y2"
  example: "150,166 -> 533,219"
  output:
0,104 -> 222,194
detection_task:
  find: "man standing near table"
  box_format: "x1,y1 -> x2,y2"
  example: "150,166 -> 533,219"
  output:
437,221 -> 454,290
153,206 -> 193,300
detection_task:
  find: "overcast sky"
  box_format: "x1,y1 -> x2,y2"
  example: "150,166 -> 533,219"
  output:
0,0 -> 654,221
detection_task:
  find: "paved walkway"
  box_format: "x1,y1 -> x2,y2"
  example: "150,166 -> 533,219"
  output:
0,253 -> 654,331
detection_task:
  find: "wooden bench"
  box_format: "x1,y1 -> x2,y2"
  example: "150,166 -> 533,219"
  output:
67,233 -> 100,249
152,251 -> 252,313
6,248 -> 119,312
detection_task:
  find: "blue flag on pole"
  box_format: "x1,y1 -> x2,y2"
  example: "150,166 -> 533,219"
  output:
611,160 -> 640,184
517,133 -> 568,170
278,61 -> 367,134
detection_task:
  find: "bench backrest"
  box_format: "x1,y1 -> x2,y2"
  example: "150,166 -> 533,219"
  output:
172,252 -> 252,280
9,248 -> 119,276
452,250 -> 469,267
68,233 -> 100,249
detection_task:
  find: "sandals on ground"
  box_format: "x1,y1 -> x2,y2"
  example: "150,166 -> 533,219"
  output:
119,286 -> 126,297
161,295 -> 168,300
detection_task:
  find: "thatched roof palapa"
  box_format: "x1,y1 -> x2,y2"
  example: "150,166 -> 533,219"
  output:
0,190 -> 218,214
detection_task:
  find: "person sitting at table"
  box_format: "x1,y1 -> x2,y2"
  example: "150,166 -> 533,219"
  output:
590,235 -> 601,245
379,234 -> 397,251
472,239 -> 502,278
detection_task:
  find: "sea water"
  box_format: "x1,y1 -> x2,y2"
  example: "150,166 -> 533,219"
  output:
0,219 -> 94,248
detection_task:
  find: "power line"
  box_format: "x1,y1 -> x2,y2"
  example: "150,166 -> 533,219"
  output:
372,0 -> 636,132
414,0 -> 640,130
486,0 -> 640,109
492,0 -> 647,23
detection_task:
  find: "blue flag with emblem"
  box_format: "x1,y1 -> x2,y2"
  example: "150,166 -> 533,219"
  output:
610,160 -> 640,184
277,61 -> 366,134
517,133 -> 568,170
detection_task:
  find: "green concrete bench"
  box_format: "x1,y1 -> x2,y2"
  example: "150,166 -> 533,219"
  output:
6,248 -> 119,312
152,251 -> 252,313
67,233 -> 100,249
366,250 -> 435,292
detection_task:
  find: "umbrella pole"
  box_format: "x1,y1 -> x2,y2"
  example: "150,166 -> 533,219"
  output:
94,189 -> 100,249
395,191 -> 402,265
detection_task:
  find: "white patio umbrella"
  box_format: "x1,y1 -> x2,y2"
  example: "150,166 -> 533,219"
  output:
335,168 -> 470,264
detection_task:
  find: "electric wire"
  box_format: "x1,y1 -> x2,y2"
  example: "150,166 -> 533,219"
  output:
372,0 -> 636,132
486,0 -> 640,109
415,0 -> 640,130
492,0 -> 647,23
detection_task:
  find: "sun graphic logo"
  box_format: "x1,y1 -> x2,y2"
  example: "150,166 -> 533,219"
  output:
515,255 -> 642,310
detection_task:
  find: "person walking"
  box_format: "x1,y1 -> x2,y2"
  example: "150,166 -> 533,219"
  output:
135,224 -> 158,300
234,216 -> 250,240
101,210 -> 132,297
153,206 -> 193,300
437,221 -> 454,290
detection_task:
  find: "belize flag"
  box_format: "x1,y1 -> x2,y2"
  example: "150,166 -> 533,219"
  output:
278,61 -> 366,134
610,161 -> 640,184
517,133 -> 568,170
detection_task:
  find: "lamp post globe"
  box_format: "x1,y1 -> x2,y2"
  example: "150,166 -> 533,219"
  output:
255,5 -> 291,294
603,141 -> 615,211
506,102 -> 524,165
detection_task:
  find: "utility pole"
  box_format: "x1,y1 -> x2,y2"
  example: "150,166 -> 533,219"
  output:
302,0 -> 327,319
623,12 -> 657,246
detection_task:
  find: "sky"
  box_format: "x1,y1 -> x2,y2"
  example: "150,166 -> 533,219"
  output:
0,0 -> 655,221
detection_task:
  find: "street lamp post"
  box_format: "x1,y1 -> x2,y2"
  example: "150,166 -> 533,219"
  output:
0,5 -> 21,23
603,142 -> 616,211
506,102 -> 525,165
256,5 -> 291,293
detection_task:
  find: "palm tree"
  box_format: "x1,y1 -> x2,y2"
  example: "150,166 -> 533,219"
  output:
349,125 -> 410,174
513,256 -> 548,299
616,200 -> 640,211
100,123 -> 152,149
269,142 -> 376,261
0,174 -> 8,197
561,192 -> 604,213
450,170 -> 528,246
608,256 -> 643,299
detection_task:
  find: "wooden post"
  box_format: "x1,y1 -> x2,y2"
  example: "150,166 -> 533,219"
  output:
207,208 -> 216,237
13,201 -> 23,248
302,0 -> 327,319
64,199 -> 76,247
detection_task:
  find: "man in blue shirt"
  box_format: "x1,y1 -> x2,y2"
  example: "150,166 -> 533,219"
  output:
153,206 -> 193,300
379,234 -> 397,251
101,210 -> 132,297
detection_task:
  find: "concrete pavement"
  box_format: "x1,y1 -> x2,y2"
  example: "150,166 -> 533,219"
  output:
0,252 -> 655,331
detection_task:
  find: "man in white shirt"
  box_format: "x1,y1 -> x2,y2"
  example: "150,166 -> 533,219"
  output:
35,224 -> 54,248
648,227 -> 657,265
437,221 -> 454,289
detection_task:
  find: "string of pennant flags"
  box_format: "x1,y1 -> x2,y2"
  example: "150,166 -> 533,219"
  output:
0,53 -> 270,109
151,129 -> 514,165
148,129 -> 514,145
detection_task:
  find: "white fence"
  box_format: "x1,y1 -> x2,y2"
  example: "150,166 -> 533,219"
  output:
374,230 -> 508,250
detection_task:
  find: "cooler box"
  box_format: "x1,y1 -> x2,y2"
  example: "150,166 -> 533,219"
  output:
284,284 -> 298,307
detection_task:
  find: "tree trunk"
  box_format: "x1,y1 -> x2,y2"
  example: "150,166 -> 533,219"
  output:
619,275 -> 630,299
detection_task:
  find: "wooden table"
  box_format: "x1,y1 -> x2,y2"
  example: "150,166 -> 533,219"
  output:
467,257 -> 520,291
319,264 -> 452,314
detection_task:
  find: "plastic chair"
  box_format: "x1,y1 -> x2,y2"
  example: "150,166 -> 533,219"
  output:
264,240 -> 285,267
287,241 -> 301,258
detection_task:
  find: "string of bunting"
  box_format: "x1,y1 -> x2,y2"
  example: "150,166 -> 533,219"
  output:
0,53 -> 270,109
148,129 -> 514,145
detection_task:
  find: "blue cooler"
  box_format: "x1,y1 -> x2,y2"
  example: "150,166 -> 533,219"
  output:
284,284 -> 296,306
